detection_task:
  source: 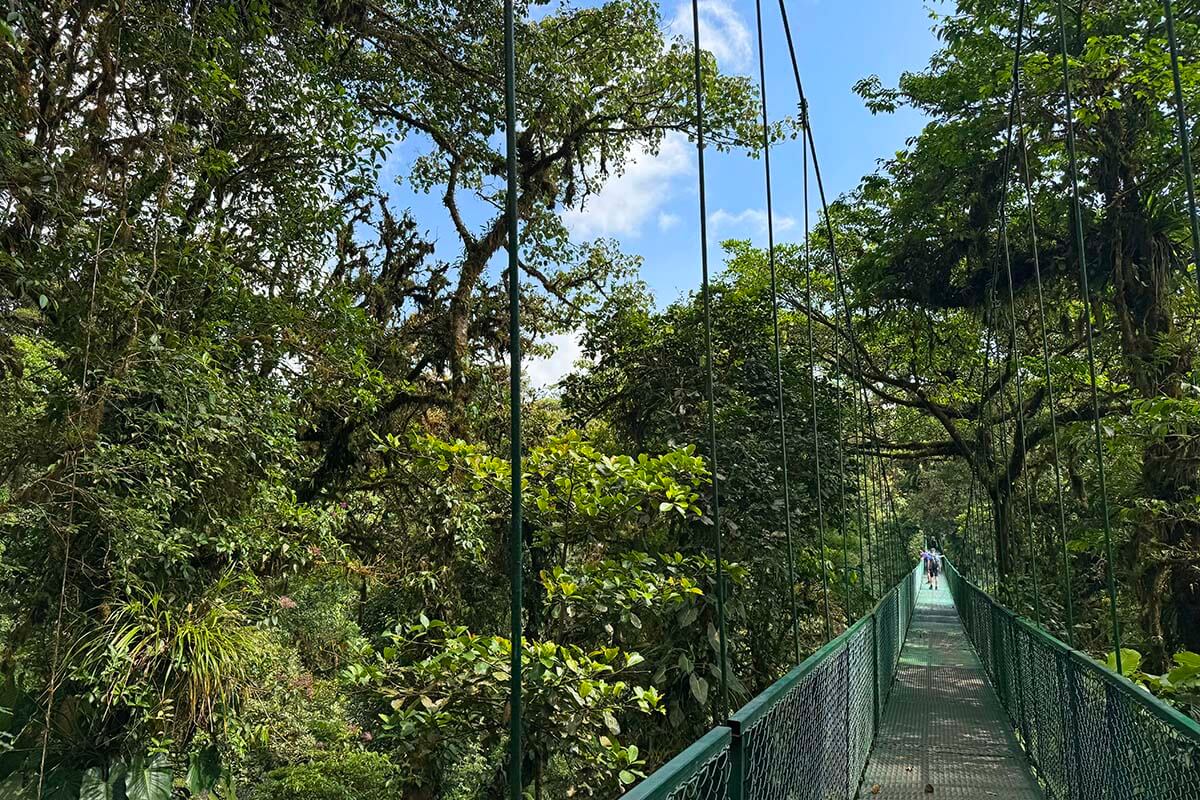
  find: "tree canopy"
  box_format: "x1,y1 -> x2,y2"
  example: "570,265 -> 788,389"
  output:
1,0 -> 1198,798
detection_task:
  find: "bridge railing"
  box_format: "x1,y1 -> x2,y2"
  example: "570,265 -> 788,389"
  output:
944,560 -> 1200,800
624,563 -> 921,800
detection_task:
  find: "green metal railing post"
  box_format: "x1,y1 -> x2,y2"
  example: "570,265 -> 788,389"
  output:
502,1 -> 523,795
871,611 -> 881,735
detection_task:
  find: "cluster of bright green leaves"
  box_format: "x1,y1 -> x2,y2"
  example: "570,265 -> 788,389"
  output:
542,552 -> 710,624
347,617 -> 660,794
1105,648 -> 1200,709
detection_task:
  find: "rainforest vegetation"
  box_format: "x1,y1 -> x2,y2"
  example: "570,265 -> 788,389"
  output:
0,0 -> 1197,797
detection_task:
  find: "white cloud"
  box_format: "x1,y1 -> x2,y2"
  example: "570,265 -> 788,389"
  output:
709,207 -> 797,238
667,0 -> 753,73
658,211 -> 682,231
525,330 -> 585,390
561,134 -> 693,239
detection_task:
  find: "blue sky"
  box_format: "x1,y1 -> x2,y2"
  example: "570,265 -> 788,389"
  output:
384,0 -> 952,385
563,0 -> 951,300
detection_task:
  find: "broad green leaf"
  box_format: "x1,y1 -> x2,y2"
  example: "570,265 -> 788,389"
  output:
186,747 -> 220,797
1174,651 -> 1200,669
80,764 -> 126,800
1104,648 -> 1141,677
125,754 -> 170,800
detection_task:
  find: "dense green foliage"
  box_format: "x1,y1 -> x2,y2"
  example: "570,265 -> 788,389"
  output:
845,0 -> 1200,690
1,0 -> 1198,798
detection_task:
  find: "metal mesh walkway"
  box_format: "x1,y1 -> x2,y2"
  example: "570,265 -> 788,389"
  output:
856,582 -> 1042,799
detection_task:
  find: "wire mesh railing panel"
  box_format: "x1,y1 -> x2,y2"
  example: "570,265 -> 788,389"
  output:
735,641 -> 851,800
665,752 -> 731,800
623,727 -> 732,800
1015,624 -> 1036,752
628,565 -> 922,800
846,618 -> 875,792
874,591 -> 898,707
1064,660 -> 1117,800
944,561 -> 1200,800
1028,631 -> 1067,800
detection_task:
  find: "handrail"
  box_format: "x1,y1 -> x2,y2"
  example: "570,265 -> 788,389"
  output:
944,559 -> 1200,799
620,727 -> 733,800
624,563 -> 922,800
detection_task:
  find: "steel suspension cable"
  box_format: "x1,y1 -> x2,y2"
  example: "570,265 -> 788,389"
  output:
871,410 -> 903,585
1012,19 -> 1077,643
689,0 -> 731,718
777,0 -> 908,592
965,470 -> 979,579
1054,0 -> 1123,672
997,0 -> 1043,628
502,0 -> 523,795
853,434 -> 868,603
754,0 -> 801,663
777,0 -> 907,594
856,398 -> 879,598
802,113 -> 834,642
833,311 -> 854,623
979,270 -> 1003,591
1162,0 -> 1200,293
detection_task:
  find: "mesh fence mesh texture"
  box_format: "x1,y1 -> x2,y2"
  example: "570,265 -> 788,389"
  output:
624,566 -> 922,800
945,561 -> 1200,800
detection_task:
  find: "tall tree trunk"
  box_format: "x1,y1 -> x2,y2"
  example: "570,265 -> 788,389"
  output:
990,486 -> 1014,580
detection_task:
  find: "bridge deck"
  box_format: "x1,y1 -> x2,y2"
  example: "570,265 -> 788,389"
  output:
857,582 -> 1043,799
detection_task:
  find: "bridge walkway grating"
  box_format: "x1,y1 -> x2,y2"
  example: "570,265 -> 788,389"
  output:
856,582 -> 1043,799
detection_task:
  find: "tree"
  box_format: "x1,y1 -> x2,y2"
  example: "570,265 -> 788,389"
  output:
848,0 -> 1200,665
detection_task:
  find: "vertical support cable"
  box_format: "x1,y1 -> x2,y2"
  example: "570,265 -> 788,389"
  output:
754,0 -> 800,663
979,278 -> 1002,592
1012,34 -> 1076,644
859,420 -> 878,599
778,0 -> 909,593
802,108 -> 834,642
502,1 -> 523,795
966,477 -> 979,581
690,0 -> 730,718
997,0 -> 1042,628
1163,0 -> 1200,293
1054,0 -> 1123,672
833,313 -> 854,623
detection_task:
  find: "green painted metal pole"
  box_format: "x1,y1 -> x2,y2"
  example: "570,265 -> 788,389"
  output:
1054,0 -> 1123,673
502,1 -> 523,795
690,0 -> 731,718
1163,0 -> 1200,295
754,0 -> 800,664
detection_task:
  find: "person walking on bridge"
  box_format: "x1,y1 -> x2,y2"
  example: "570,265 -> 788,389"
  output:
928,548 -> 941,590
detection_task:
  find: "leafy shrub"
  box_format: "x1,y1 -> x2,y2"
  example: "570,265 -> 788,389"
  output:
254,753 -> 407,800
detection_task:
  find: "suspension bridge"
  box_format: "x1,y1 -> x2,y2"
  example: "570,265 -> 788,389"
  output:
493,0 -> 1200,795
